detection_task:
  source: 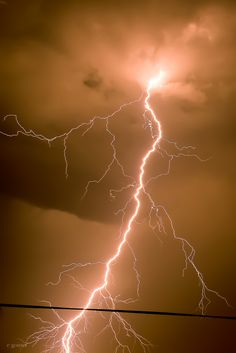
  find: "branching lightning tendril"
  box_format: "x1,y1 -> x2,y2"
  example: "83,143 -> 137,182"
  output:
1,71 -> 230,353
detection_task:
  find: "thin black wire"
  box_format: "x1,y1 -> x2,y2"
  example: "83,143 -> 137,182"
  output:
1,303 -> 235,321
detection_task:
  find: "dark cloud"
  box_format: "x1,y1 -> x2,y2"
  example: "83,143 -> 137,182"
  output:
83,70 -> 103,89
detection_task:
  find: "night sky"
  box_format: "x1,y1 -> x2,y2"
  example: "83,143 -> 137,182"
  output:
1,1 -> 236,352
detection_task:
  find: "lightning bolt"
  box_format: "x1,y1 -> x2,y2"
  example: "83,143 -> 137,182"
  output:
1,71 -> 230,353
59,75 -> 163,353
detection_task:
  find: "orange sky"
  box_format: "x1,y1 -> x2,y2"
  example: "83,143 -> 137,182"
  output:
1,1 -> 235,352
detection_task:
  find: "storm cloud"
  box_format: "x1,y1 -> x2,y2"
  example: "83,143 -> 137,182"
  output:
1,1 -> 236,352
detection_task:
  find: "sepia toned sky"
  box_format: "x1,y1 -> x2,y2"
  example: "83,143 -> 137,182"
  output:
1,1 -> 236,352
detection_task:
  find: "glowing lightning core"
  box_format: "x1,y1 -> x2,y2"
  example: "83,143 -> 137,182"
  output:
61,72 -> 164,353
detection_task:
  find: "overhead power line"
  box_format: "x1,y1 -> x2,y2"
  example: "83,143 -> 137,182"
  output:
1,303 -> 235,321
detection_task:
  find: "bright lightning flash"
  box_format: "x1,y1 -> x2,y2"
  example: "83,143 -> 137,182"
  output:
60,72 -> 165,353
148,70 -> 166,89
1,70 -> 230,353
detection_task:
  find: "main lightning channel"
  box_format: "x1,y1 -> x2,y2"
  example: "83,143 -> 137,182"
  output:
61,77 -> 161,353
